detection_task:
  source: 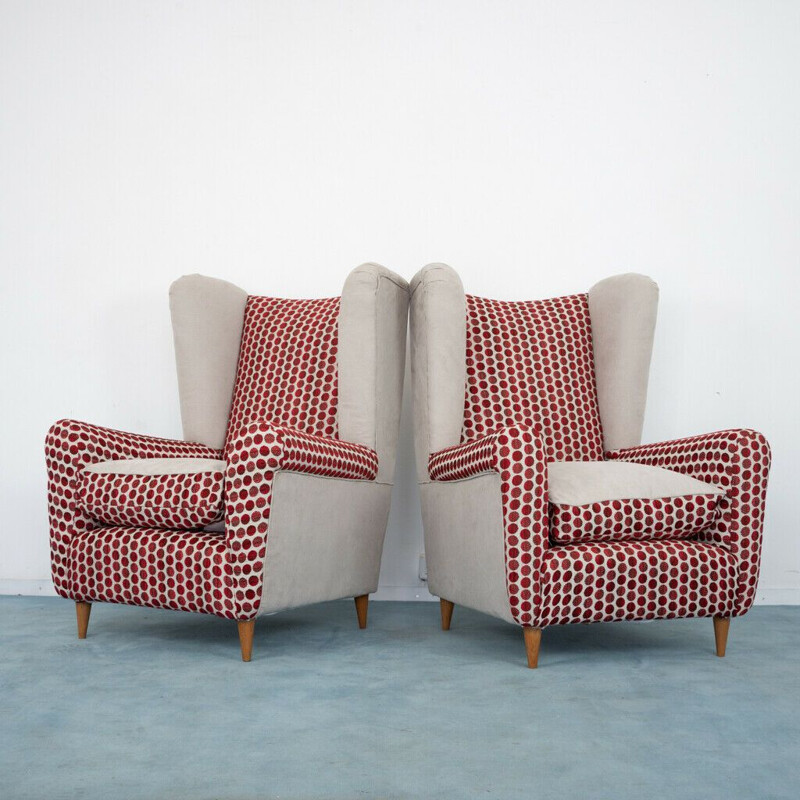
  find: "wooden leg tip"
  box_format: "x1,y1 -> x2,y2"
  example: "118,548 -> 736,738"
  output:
713,615 -> 730,658
75,602 -> 91,639
238,620 -> 255,662
523,627 -> 542,669
440,599 -> 454,631
354,595 -> 369,629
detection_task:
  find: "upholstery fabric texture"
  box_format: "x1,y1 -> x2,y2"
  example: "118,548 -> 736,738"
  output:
170,274 -> 248,450
224,295 -> 340,451
338,263 -> 410,483
587,273 -> 658,452
79,459 -> 225,530
462,292 -> 604,461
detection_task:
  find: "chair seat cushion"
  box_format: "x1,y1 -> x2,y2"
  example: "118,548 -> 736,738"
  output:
548,461 -> 725,545
79,458 -> 225,530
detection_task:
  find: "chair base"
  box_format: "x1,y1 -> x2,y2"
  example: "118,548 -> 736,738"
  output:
75,602 -> 91,639
713,615 -> 730,657
238,620 -> 255,662
354,595 -> 369,629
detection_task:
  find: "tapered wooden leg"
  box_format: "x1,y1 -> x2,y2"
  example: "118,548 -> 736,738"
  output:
354,594 -> 369,629
75,602 -> 91,639
523,626 -> 542,669
238,620 -> 255,662
440,599 -> 454,631
713,615 -> 730,657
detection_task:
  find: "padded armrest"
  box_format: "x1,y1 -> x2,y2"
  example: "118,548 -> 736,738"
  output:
606,428 -> 771,615
223,422 -> 379,619
45,419 -> 219,598
428,426 -> 548,626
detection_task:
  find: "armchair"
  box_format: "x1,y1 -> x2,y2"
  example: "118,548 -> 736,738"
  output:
46,263 -> 409,660
410,264 -> 770,668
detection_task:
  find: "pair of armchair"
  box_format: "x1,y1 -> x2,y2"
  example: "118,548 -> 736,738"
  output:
46,263 -> 771,666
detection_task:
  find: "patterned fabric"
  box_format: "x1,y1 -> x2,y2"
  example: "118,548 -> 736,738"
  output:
549,492 -> 722,545
462,293 -> 604,462
225,422 -> 379,619
429,426 -> 548,627
78,469 -> 225,530
68,526 -> 236,618
606,429 -> 771,616
538,540 -> 737,627
224,296 -> 340,452
45,419 -> 220,599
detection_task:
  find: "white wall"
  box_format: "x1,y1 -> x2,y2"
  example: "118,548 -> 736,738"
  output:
1,1 -> 798,603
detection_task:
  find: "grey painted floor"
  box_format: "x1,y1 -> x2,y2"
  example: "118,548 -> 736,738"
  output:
1,598 -> 798,800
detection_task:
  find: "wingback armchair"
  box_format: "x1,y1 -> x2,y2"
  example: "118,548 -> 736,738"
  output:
46,263 -> 409,660
410,264 -> 770,668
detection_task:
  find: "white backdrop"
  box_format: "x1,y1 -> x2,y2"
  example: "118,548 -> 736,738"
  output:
1,1 -> 797,602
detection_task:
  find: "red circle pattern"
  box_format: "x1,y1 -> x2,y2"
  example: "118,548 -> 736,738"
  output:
606,429 -> 771,616
463,293 -> 604,462
45,419 -> 221,601
224,295 -> 341,452
78,469 -> 224,530
550,492 -> 722,546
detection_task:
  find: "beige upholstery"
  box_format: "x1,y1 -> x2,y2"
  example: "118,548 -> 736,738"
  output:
588,274 -> 659,452
83,458 -> 225,475
339,263 -> 410,483
257,472 -> 392,615
169,275 -> 248,450
421,475 -> 515,624
548,461 -> 724,505
409,264 -> 466,478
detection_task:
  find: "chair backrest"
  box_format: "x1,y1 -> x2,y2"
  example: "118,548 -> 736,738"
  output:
170,264 -> 409,482
410,264 -> 658,478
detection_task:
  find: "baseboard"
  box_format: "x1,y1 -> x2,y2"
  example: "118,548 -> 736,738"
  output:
1,580 -> 798,605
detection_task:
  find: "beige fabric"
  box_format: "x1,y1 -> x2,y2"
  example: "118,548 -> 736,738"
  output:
548,461 -> 724,506
421,475 -> 514,624
83,458 -> 225,475
169,274 -> 248,450
409,264 -> 467,477
257,472 -> 391,615
588,273 -> 658,452
338,263 -> 409,483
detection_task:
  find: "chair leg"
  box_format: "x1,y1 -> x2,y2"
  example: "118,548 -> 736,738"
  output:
713,615 -> 730,657
75,602 -> 91,639
238,620 -> 255,662
440,599 -> 454,631
523,626 -> 542,669
354,595 -> 369,629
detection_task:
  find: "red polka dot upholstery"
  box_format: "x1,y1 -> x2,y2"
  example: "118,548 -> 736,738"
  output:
606,429 -> 771,616
429,427 -> 548,627
78,469 -> 224,530
46,419 -> 220,600
462,293 -> 604,461
538,540 -> 737,626
224,296 -> 340,452
225,423 -> 379,619
68,526 -> 235,618
549,492 -> 722,546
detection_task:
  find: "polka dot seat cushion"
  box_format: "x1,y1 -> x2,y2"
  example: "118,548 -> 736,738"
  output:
548,461 -> 725,546
79,458 -> 226,530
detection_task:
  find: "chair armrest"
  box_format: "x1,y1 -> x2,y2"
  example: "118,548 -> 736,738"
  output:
606,428 -> 771,615
45,419 -> 219,597
224,422 -> 379,618
428,426 -> 548,626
